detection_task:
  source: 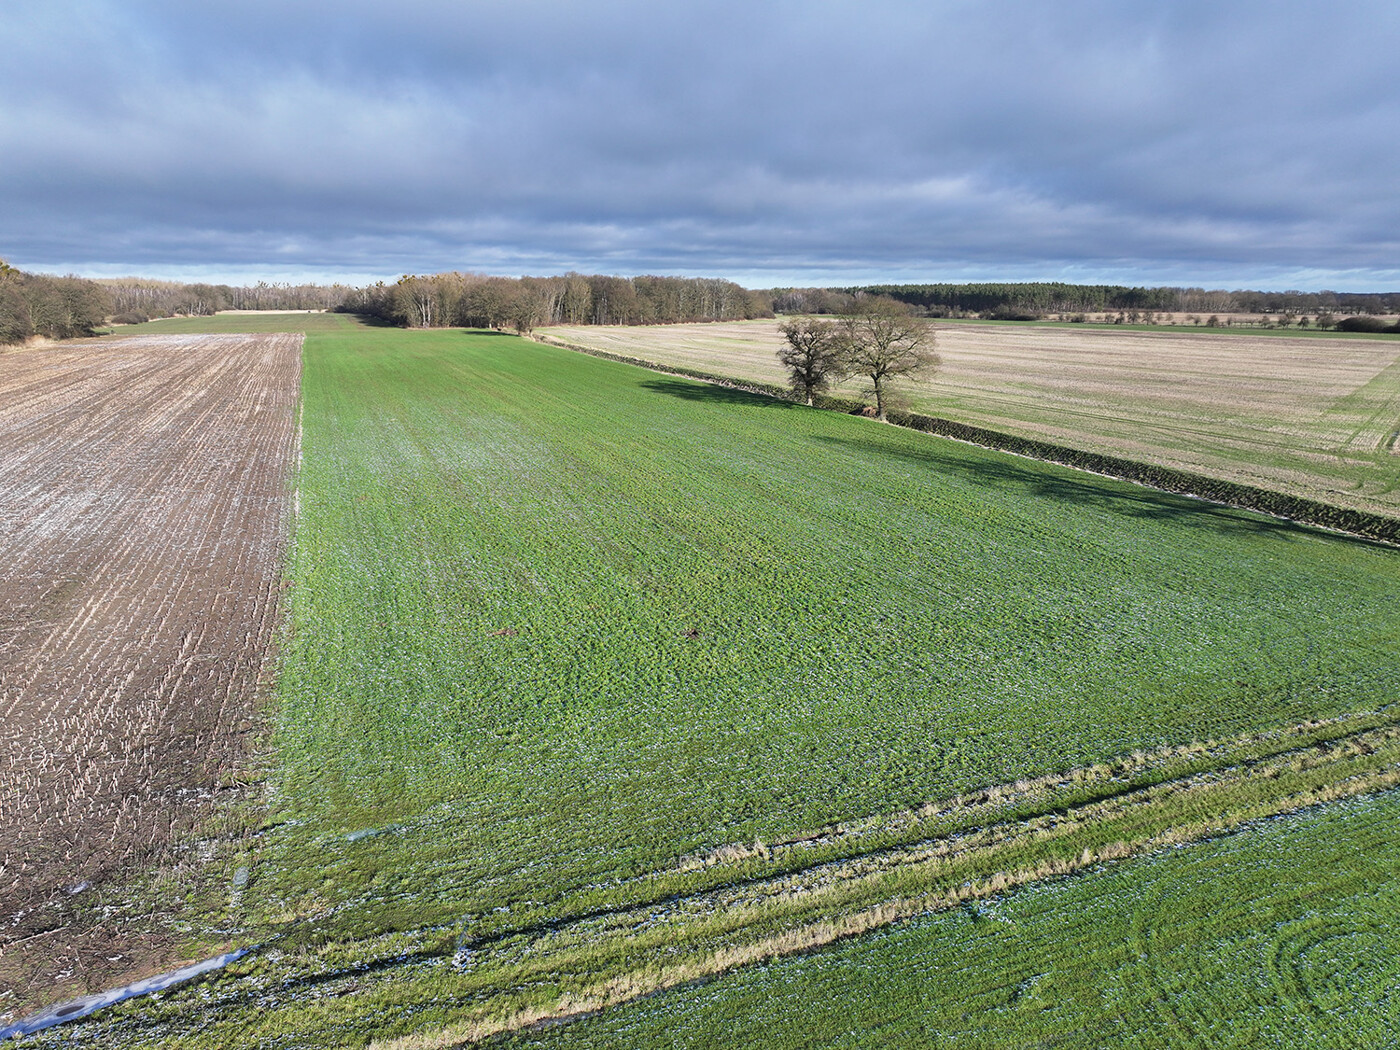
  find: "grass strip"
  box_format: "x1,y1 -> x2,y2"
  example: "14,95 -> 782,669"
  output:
492,785 -> 1400,1049
370,717 -> 1400,1048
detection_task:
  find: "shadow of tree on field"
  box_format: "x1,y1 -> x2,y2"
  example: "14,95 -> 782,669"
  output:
640,378 -> 796,408
349,312 -> 402,328
813,433 -> 1387,550
459,328 -> 524,339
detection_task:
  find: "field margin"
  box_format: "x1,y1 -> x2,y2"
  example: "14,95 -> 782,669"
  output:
369,709 -> 1400,1048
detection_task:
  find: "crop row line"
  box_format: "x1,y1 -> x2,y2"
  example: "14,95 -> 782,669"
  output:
144,709 -> 1398,1048
367,713 -> 1400,1048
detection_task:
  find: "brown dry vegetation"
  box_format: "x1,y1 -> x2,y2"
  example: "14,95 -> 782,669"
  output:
0,334 -> 300,1014
538,320 -> 1400,516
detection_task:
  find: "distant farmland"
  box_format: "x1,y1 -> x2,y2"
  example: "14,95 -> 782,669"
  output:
538,320 -> 1400,518
9,318 -> 1400,1046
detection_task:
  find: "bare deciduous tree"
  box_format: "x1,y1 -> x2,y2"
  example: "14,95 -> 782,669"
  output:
393,275 -> 440,328
840,299 -> 937,421
777,317 -> 845,405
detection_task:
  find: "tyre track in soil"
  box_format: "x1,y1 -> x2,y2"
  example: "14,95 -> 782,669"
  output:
0,334 -> 301,1015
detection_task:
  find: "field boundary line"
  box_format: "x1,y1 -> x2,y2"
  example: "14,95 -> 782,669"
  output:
370,715 -> 1400,1048
531,333 -> 1400,545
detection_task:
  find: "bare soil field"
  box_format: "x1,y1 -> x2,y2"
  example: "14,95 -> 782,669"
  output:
0,334 -> 300,1016
539,321 -> 1400,516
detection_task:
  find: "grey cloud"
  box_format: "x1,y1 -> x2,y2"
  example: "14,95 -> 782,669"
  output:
2,0 -> 1399,286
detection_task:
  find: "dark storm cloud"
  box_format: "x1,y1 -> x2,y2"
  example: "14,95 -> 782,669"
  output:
3,0 -> 1398,286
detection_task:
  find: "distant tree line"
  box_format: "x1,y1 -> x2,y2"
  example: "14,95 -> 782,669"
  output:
343,272 -> 773,332
1,266 -> 770,346
101,278 -> 355,322
0,262 -> 113,344
6,256 -> 1399,349
771,283 -> 1400,320
0,263 -> 362,345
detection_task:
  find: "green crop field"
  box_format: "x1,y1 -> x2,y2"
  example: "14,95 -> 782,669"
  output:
272,326 -> 1396,904
538,320 -> 1400,517
112,310 -> 359,335
33,321 -> 1400,1047
499,788 -> 1400,1049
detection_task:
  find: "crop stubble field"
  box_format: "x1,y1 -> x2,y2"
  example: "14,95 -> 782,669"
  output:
10,319 -> 1400,1046
0,334 -> 300,1014
538,320 -> 1400,517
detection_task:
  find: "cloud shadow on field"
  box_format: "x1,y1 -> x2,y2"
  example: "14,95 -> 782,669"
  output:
640,378 -> 797,408
812,432 -> 1390,550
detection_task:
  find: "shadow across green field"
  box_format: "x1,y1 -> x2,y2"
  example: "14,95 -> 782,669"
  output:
812,432 -> 1376,548
640,377 -> 796,407
458,327 -> 528,340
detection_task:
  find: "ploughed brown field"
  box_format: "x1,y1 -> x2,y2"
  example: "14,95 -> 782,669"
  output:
538,320 -> 1400,517
0,334 -> 300,1011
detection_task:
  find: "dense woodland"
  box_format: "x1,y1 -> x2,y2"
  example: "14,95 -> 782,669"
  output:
2,258 -> 1399,346
103,278 -> 353,319
0,262 -> 114,343
782,283 -> 1400,322
343,272 -> 772,330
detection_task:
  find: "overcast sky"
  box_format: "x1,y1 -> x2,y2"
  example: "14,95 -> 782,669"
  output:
3,0 -> 1398,289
